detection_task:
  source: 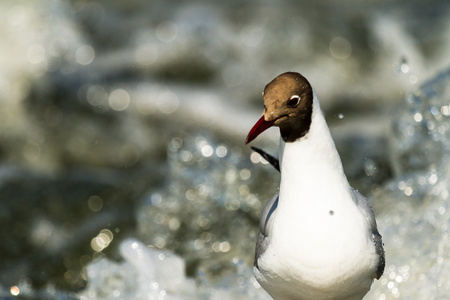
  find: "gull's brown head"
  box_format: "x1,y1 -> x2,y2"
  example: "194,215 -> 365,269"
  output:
245,72 -> 314,144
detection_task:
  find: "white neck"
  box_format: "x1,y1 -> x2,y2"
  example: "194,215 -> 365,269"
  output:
276,92 -> 353,228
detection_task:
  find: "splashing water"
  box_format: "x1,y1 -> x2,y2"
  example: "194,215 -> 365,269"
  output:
366,68 -> 450,300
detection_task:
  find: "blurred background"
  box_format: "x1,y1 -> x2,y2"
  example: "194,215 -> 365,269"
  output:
0,0 -> 449,299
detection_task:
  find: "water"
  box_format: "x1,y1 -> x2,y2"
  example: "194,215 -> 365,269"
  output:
0,0 -> 449,299
366,68 -> 450,299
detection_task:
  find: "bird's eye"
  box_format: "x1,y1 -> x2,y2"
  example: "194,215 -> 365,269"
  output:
287,95 -> 301,108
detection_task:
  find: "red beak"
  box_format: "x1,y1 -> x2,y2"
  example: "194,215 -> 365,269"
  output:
245,116 -> 275,144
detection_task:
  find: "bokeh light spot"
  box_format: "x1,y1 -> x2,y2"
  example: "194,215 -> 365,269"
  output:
10,286 -> 20,296
156,22 -> 178,42
86,85 -> 108,108
329,37 -> 352,60
109,89 -> 130,111
76,45 -> 95,65
216,145 -> 228,158
90,229 -> 114,252
201,145 -> 213,157
88,195 -> 103,212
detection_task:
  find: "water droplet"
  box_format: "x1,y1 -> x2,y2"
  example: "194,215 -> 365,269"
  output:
397,57 -> 409,74
413,112 -> 423,122
88,195 -> 103,212
364,159 -> 377,176
440,105 -> 450,116
239,168 -> 251,180
430,106 -> 439,116
404,187 -> 413,196
250,152 -> 260,164
10,286 -> 20,296
156,21 -> 178,43
400,64 -> 409,73
109,89 -> 130,111
428,173 -> 438,185
201,145 -> 214,157
180,150 -> 193,162
216,145 -> 228,158
329,37 -> 352,60
169,137 -> 183,151
408,74 -> 418,84
76,45 -> 95,65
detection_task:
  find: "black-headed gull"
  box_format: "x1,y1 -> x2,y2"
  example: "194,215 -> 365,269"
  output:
246,72 -> 384,300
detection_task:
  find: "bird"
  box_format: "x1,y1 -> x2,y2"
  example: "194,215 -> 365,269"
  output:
245,72 -> 384,300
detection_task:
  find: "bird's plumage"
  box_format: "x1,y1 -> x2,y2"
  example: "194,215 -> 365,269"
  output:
246,72 -> 384,300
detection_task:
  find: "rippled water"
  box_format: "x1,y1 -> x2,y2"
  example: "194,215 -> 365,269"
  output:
0,0 -> 449,299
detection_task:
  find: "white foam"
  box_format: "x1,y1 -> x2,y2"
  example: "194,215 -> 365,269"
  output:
80,238 -> 270,300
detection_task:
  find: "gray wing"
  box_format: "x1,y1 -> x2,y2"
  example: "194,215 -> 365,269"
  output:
254,193 -> 279,269
352,188 -> 385,279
